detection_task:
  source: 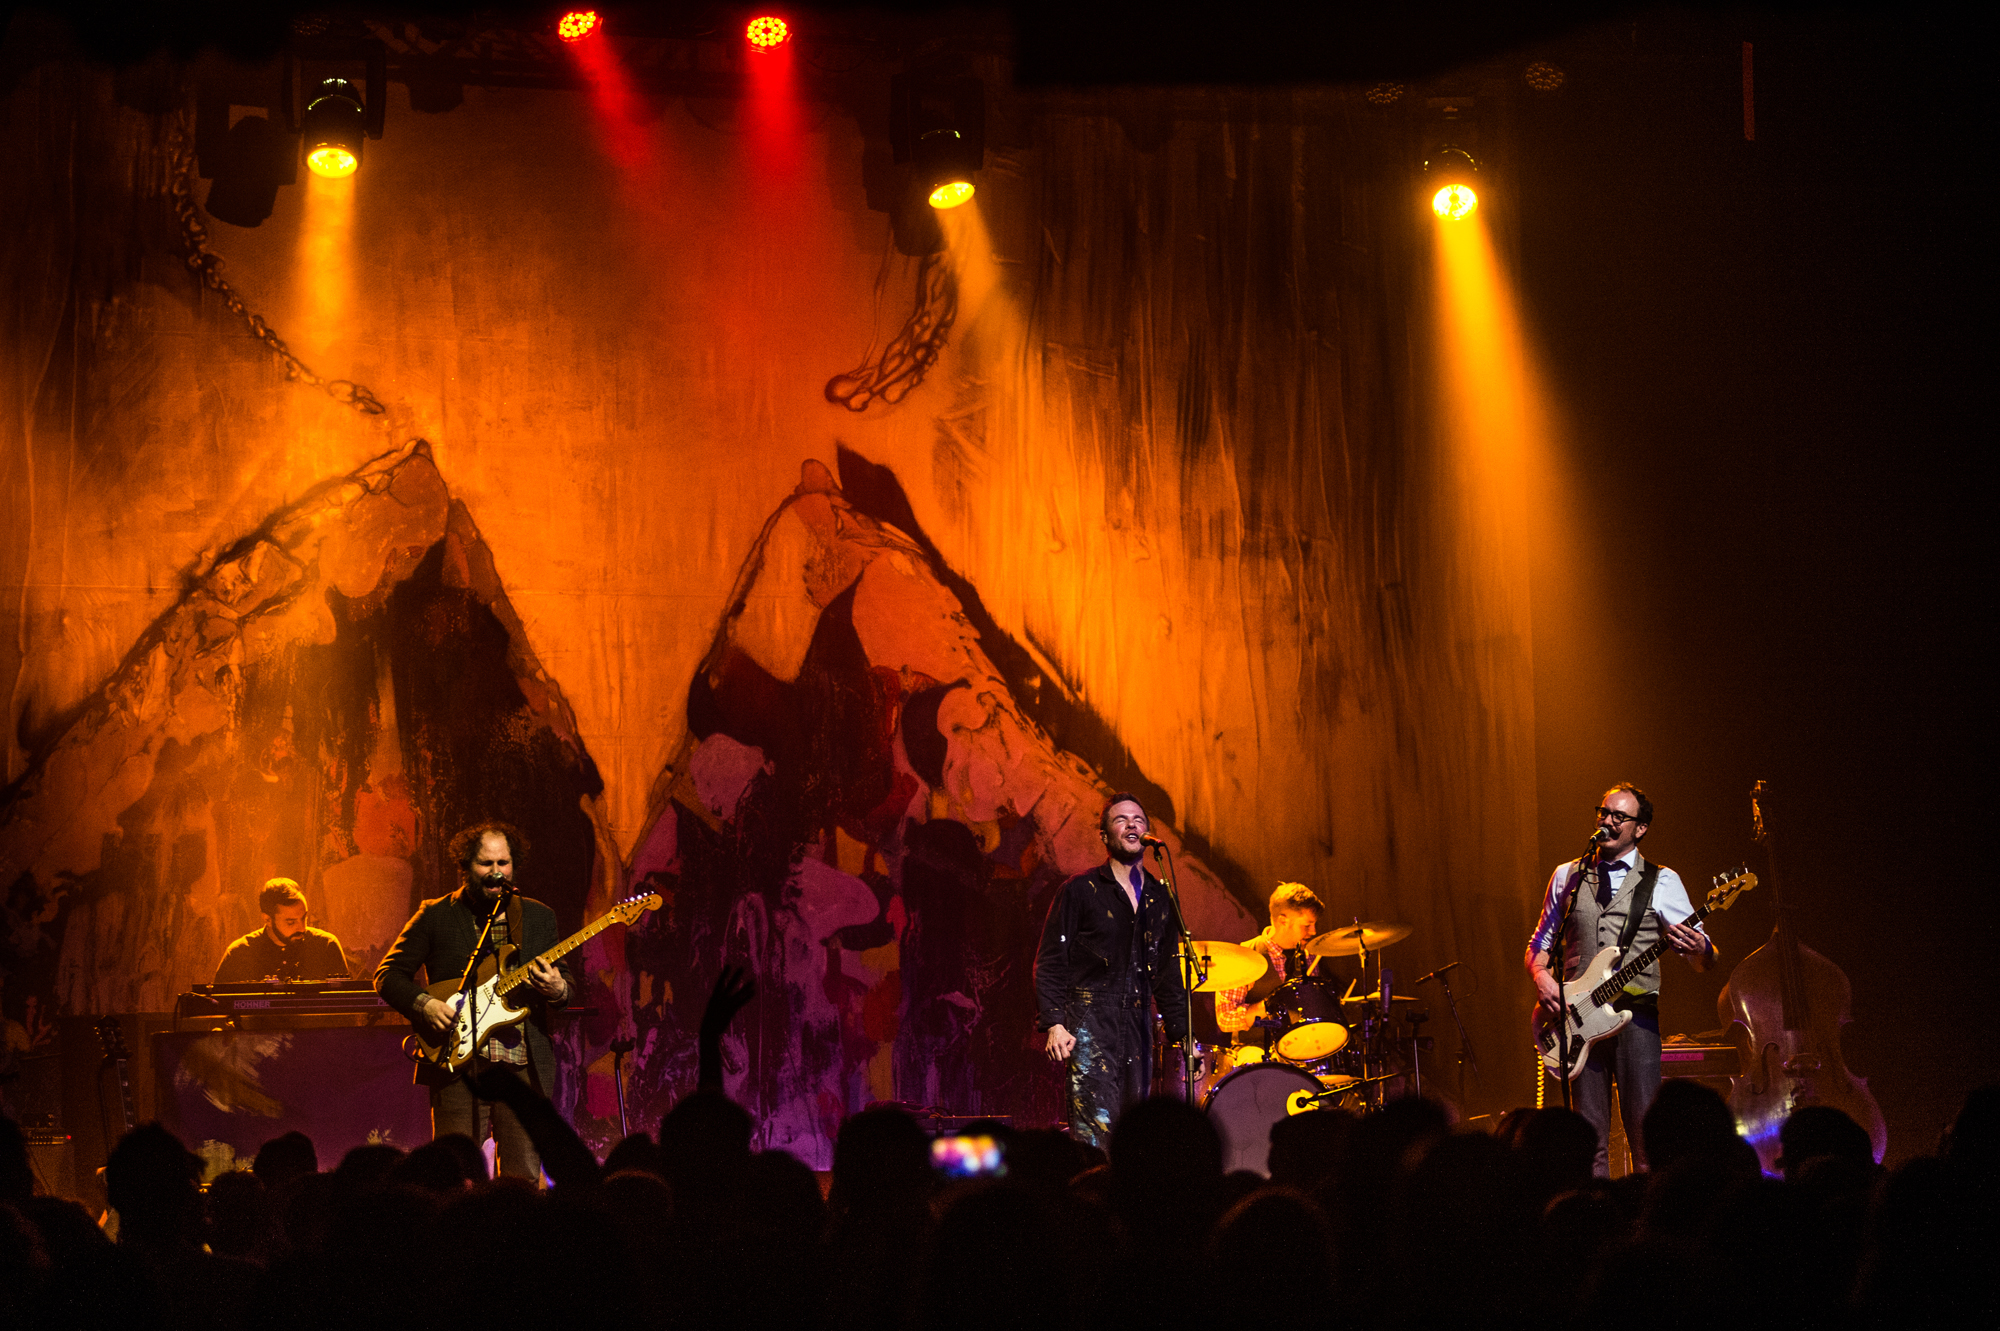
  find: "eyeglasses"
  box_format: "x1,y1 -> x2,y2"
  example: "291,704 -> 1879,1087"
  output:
1593,807 -> 1639,826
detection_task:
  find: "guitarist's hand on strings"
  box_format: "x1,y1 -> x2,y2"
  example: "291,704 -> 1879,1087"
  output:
525,957 -> 568,999
1663,918 -> 1713,971
416,993 -> 459,1036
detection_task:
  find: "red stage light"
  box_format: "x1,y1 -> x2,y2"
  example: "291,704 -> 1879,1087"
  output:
746,16 -> 790,49
557,10 -> 600,43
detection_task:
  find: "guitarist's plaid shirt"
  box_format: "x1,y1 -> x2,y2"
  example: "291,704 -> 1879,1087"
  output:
479,912 -> 530,1066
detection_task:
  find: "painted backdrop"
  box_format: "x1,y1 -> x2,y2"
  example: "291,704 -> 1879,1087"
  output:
3,31 -> 1540,1162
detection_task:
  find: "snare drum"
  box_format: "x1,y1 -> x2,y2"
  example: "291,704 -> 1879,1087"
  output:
1203,1062 -> 1323,1175
1269,972 -> 1349,1066
1274,1017 -> 1349,1065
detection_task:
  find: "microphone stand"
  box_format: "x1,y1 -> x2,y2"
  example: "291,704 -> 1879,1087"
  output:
1549,839 -> 1602,1111
450,878 -> 511,1085
1149,841 -> 1207,1105
609,1037 -> 635,1139
1416,961 -> 1479,1106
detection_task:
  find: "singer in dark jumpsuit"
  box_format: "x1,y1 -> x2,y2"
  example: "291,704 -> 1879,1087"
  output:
1035,795 -> 1190,1149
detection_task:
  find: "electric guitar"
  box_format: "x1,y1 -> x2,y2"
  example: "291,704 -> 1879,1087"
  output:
1532,868 -> 1757,1079
412,892 -> 661,1072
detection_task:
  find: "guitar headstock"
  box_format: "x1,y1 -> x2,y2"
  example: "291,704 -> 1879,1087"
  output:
608,892 -> 664,925
1707,867 -> 1758,912
94,1016 -> 131,1063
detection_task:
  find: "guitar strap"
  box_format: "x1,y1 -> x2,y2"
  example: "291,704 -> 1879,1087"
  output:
506,890 -> 527,967
503,889 -> 549,1092
1616,862 -> 1660,954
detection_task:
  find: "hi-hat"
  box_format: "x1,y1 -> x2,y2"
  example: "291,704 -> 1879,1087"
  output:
1188,940 -> 1269,991
1304,921 -> 1413,956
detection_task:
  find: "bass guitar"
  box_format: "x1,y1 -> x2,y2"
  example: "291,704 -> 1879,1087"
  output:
412,892 -> 661,1072
1533,868 -> 1757,1079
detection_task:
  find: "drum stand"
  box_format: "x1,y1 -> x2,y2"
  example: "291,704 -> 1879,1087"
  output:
1351,931 -> 1394,1111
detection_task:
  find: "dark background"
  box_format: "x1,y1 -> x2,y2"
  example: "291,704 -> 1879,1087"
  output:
1513,7 -> 1987,1160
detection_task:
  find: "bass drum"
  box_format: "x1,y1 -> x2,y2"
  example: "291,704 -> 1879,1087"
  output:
1203,1062 -> 1322,1175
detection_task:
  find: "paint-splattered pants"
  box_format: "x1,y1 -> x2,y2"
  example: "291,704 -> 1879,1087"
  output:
1064,989 -> 1153,1150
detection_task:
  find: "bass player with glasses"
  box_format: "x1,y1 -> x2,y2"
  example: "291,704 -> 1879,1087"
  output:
1526,784 -> 1716,1175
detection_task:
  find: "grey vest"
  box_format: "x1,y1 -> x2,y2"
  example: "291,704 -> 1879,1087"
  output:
1559,852 -> 1664,997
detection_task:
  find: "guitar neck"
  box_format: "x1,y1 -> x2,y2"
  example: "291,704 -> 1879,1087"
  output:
1589,899 -> 1714,1005
96,1019 -> 137,1131
495,908 -> 623,996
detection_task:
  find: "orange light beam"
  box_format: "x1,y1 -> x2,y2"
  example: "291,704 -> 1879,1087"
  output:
292,170 -> 354,368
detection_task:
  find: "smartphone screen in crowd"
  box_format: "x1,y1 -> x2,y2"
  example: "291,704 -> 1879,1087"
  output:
931,1132 -> 1007,1179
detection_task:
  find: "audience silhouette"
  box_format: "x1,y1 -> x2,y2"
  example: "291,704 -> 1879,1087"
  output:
2,982 -> 1986,1330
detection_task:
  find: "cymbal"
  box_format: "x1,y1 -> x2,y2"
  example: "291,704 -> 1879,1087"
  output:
1304,921 -> 1413,956
1189,940 -> 1269,991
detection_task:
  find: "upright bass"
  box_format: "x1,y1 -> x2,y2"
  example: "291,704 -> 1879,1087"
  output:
1718,780 -> 1885,1172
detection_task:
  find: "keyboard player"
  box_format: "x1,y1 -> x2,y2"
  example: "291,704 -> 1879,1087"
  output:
214,878 -> 351,983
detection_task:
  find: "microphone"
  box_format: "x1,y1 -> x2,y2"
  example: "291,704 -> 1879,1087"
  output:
1590,826 -> 1613,844
1413,962 -> 1459,985
1140,834 -> 1167,848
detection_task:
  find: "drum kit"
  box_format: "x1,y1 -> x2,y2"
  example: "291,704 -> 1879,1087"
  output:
1177,920 -> 1436,1174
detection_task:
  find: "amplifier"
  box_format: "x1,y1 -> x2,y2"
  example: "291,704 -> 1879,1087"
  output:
1660,1040 -> 1742,1078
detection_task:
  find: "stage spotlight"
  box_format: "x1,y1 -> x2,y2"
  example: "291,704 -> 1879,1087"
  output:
303,78 -> 366,178
1432,185 -> 1477,220
1524,60 -> 1567,93
893,74 -> 985,219
746,16 -> 790,49
1423,145 -> 1479,220
928,179 -> 974,209
919,130 -> 976,209
558,10 -> 601,42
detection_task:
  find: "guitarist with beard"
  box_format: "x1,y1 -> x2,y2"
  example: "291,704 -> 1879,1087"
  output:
376,821 -> 574,1181
1527,784 -> 1716,1175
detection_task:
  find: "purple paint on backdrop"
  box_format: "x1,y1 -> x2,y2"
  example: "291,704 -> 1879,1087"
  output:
688,734 -> 772,822
154,1027 -> 433,1163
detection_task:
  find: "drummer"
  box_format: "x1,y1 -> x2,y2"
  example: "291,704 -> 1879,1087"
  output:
1214,882 -> 1328,1049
